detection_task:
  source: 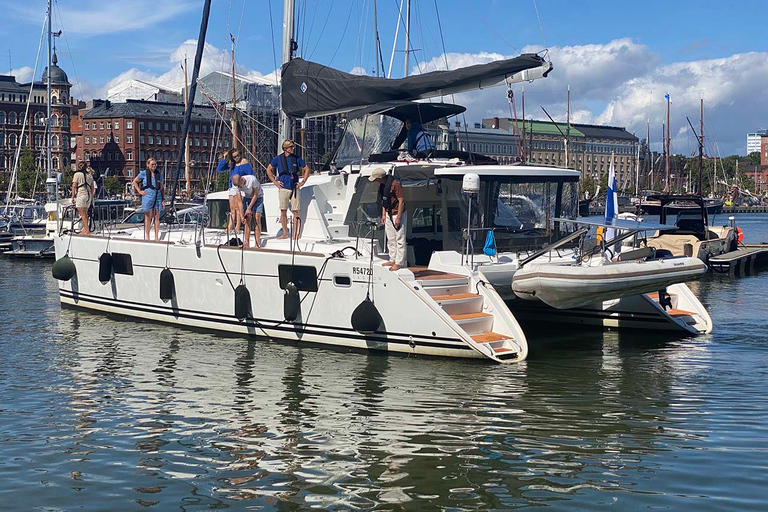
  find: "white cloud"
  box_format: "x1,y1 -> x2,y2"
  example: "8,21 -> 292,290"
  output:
10,66 -> 34,83
409,40 -> 767,155
8,0 -> 197,36
99,40 -> 278,98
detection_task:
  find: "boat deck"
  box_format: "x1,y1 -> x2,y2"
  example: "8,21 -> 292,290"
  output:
708,245 -> 768,276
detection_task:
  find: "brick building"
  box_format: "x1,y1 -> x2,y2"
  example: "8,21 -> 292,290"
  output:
482,117 -> 639,187
76,99 -> 229,187
0,51 -> 73,178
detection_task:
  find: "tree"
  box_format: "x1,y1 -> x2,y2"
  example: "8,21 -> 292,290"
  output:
216,170 -> 228,191
15,149 -> 40,198
580,174 -> 597,198
103,175 -> 122,196
745,151 -> 761,166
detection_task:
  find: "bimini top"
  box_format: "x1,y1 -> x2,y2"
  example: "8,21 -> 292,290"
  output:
346,101 -> 466,124
282,54 -> 551,118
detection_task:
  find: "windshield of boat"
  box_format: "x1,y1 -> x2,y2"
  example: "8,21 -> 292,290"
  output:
343,171 -> 580,258
334,115 -> 403,168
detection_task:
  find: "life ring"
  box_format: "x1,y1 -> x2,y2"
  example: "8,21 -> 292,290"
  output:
736,227 -> 744,244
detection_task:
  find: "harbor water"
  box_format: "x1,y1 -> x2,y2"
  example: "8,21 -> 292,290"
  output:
1,214 -> 767,510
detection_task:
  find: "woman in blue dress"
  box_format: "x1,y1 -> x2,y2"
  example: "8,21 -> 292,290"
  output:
131,157 -> 164,240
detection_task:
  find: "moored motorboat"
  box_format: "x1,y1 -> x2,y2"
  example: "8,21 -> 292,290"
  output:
512,256 -> 708,309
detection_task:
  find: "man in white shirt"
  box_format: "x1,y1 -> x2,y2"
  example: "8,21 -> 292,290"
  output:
232,174 -> 264,249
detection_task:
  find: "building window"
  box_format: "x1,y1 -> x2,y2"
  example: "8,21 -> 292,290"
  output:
84,121 -> 89,130
148,121 -> 153,130
139,121 -> 144,130
140,135 -> 145,144
148,136 -> 154,144
164,136 -> 170,145
164,122 -> 169,131
127,121 -> 133,129
115,135 -> 120,143
85,136 -> 90,144
126,134 -> 133,143
100,122 -> 105,130
126,150 -> 133,160
172,137 -> 177,145
100,136 -> 105,143
107,152 -> 113,161
194,124 -> 199,133
107,121 -> 112,129
115,121 -> 120,130
9,112 -> 17,124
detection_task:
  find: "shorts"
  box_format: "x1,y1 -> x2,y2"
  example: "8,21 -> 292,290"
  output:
75,195 -> 91,208
244,196 -> 264,214
278,187 -> 300,211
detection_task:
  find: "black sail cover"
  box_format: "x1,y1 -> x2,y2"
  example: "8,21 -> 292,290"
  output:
282,53 -> 551,118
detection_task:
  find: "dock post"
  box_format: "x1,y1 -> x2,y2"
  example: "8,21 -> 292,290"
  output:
749,254 -> 756,274
738,257 -> 747,277
730,260 -> 737,277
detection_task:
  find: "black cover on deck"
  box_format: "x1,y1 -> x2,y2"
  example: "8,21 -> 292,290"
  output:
346,101 -> 465,123
282,54 -> 549,118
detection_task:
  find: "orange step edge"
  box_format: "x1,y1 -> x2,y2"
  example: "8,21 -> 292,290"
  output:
432,293 -> 480,301
471,332 -> 513,343
451,312 -> 492,321
665,308 -> 697,317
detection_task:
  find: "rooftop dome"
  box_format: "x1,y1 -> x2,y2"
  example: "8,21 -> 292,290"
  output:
41,51 -> 70,85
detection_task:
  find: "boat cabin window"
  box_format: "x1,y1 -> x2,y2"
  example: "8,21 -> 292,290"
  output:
344,172 -> 579,262
334,115 -> 403,168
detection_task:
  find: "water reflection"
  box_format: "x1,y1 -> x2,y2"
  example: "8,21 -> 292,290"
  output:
3,247 -> 768,509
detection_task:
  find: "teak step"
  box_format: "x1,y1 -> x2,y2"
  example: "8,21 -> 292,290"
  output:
646,292 -> 678,300
431,293 -> 479,301
665,308 -> 697,317
412,269 -> 466,281
471,332 -> 513,344
451,312 -> 492,321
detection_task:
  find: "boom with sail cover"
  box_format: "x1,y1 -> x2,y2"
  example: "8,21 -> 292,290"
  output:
282,54 -> 552,118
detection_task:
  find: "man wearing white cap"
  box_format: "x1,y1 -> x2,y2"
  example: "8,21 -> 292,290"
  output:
369,168 -> 407,271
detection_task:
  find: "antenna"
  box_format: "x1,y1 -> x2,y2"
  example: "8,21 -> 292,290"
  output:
7,49 -> 10,75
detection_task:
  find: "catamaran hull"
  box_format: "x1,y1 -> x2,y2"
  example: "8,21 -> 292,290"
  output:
507,282 -> 712,334
52,235 -> 527,363
512,257 -> 708,309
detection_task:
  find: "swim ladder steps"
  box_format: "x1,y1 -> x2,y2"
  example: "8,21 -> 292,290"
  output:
430,293 -> 484,315
449,312 -> 494,335
412,268 -> 517,360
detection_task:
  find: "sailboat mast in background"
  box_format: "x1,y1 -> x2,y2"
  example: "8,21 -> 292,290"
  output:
664,93 -> 671,193
279,0 -> 296,146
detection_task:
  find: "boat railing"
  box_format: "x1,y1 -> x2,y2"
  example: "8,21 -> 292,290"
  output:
518,227 -> 589,268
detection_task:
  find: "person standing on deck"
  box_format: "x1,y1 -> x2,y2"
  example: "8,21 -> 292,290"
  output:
266,140 -> 310,241
132,158 -> 164,241
370,168 -> 407,271
216,149 -> 236,184
70,161 -> 95,236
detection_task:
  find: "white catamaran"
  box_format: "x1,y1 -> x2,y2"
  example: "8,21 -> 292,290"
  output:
51,0 -> 711,364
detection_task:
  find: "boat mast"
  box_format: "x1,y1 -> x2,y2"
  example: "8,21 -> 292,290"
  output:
231,34 -> 238,150
404,0 -> 411,77
698,96 -> 703,196
373,0 -> 381,77
664,94 -> 670,193
183,56 -> 191,197
168,0 -> 212,211
565,85 -> 570,168
521,86 -> 526,163
46,0 -> 52,183
279,0 -> 296,146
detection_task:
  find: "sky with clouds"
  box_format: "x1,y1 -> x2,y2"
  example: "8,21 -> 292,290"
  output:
1,0 -> 765,155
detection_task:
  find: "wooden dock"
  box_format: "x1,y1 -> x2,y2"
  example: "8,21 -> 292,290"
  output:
708,245 -> 768,276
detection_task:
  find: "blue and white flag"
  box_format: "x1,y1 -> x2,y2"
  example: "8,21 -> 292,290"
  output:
604,159 -> 620,254
664,93 -> 672,104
